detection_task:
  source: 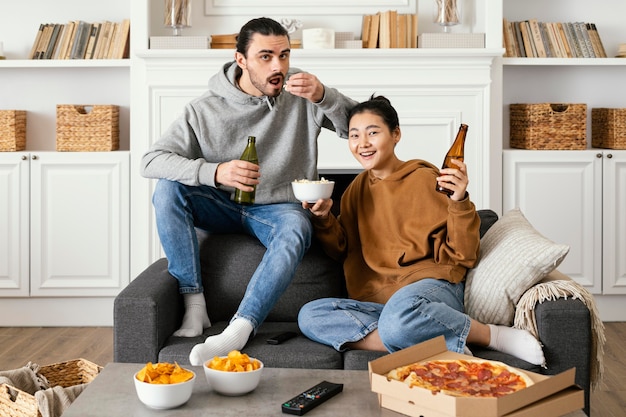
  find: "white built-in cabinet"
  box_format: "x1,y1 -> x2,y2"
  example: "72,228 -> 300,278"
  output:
503,150 -> 626,298
0,152 -> 129,297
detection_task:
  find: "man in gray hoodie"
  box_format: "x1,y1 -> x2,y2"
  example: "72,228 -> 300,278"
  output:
140,17 -> 358,366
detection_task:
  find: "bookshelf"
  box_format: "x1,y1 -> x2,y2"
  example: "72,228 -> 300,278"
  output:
501,1 -> 626,317
0,0 -> 131,326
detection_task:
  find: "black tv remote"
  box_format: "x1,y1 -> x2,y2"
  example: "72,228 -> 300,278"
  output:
281,380 -> 344,415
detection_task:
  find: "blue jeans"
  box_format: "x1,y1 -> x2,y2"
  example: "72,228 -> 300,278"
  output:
298,279 -> 470,353
152,179 -> 312,331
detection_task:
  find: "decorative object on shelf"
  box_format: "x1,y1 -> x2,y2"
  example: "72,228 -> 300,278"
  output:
592,108 -> 626,149
509,103 -> 587,150
164,0 -> 191,36
0,110 -> 26,152
617,43 -> 626,58
334,32 -> 362,49
434,0 -> 460,32
0,41 -> 5,59
56,105 -> 119,152
302,28 -> 335,49
150,36 -> 208,49
280,18 -> 302,35
418,32 -> 485,48
210,33 -> 237,49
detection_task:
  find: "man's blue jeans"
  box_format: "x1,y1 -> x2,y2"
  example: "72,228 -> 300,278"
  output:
152,179 -> 312,331
297,279 -> 470,353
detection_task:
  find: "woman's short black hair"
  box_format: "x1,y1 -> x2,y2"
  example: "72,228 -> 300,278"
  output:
348,95 -> 400,132
236,17 -> 290,56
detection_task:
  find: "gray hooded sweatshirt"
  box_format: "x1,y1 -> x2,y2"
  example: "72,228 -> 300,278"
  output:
140,61 -> 358,204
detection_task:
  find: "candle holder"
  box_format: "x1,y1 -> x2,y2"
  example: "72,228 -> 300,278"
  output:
164,0 -> 191,36
434,0 -> 461,32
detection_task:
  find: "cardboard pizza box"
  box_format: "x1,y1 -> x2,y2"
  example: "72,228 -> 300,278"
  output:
368,336 -> 584,417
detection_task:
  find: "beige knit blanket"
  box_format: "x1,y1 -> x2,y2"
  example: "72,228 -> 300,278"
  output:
514,269 -> 605,390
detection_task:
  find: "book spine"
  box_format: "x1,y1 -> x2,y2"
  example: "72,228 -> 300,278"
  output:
589,23 -> 607,58
579,22 -> 596,57
513,22 -> 527,58
564,22 -> 582,58
29,24 -> 45,59
528,19 -> 547,58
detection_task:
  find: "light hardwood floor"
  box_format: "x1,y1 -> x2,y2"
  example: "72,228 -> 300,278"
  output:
0,323 -> 624,416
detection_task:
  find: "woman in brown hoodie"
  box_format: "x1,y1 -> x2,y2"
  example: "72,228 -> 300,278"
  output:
297,95 -> 544,365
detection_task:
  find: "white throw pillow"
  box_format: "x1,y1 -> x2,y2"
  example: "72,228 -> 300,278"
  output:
464,208 -> 569,325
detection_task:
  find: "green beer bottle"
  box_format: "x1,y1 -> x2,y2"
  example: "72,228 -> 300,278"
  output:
234,136 -> 258,205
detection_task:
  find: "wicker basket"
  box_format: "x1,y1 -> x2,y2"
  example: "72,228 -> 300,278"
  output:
56,105 -> 119,151
0,358 -> 102,417
591,108 -> 626,149
0,110 -> 26,151
510,103 -> 587,150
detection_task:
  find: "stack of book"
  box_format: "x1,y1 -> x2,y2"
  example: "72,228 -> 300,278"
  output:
362,11 -> 418,49
29,19 -> 130,60
503,19 -> 607,58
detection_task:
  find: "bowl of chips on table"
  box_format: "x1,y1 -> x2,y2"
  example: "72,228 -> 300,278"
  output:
134,362 -> 196,409
291,178 -> 335,203
203,350 -> 264,396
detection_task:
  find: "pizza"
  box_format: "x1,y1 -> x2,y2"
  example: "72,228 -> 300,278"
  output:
386,359 -> 533,398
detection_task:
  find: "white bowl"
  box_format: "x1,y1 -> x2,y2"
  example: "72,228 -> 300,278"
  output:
291,180 -> 335,203
134,369 -> 196,409
203,358 -> 264,396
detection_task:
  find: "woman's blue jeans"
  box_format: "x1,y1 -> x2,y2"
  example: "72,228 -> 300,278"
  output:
298,278 -> 470,353
152,179 -> 312,331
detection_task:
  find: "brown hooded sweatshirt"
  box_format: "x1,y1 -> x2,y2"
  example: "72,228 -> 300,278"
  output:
312,159 -> 480,304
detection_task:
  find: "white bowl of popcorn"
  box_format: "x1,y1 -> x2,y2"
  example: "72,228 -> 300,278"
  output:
291,178 -> 335,203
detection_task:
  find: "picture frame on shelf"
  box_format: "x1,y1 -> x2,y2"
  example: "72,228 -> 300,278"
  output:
204,0 -> 416,15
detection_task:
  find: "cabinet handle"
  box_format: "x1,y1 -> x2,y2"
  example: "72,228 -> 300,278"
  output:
31,155 -> 38,160
21,155 -> 28,160
596,153 -> 603,158
607,153 -> 613,159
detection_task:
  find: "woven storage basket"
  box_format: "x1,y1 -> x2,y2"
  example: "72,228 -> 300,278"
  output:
0,358 -> 101,417
0,110 -> 26,151
591,108 -> 626,149
510,103 -> 587,150
56,105 -> 119,151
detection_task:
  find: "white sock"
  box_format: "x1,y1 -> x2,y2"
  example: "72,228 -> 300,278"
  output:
189,318 -> 254,366
487,324 -> 545,366
173,293 -> 212,337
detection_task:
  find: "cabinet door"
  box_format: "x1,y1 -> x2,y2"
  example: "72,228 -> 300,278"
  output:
503,150 -> 602,293
603,151 -> 626,294
0,153 -> 29,296
29,152 -> 129,296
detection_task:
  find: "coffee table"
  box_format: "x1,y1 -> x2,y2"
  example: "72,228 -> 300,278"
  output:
62,363 -> 587,417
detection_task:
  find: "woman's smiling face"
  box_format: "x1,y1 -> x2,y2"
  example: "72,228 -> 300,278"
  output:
348,110 -> 401,178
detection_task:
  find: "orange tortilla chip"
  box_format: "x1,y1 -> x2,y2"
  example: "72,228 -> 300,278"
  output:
136,362 -> 193,384
206,350 -> 261,372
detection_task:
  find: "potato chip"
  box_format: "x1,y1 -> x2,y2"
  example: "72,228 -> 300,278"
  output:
136,362 -> 194,384
206,350 -> 261,372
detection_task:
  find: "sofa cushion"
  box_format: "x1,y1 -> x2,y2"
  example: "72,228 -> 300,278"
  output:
464,208 -> 570,325
198,232 -> 345,323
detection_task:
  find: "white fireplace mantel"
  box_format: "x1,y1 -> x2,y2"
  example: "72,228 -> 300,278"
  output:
130,48 -> 502,275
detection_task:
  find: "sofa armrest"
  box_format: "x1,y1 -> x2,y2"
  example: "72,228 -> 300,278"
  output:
114,258 -> 182,363
535,297 -> 591,416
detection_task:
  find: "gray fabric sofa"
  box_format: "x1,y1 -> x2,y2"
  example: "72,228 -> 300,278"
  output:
114,210 -> 591,415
